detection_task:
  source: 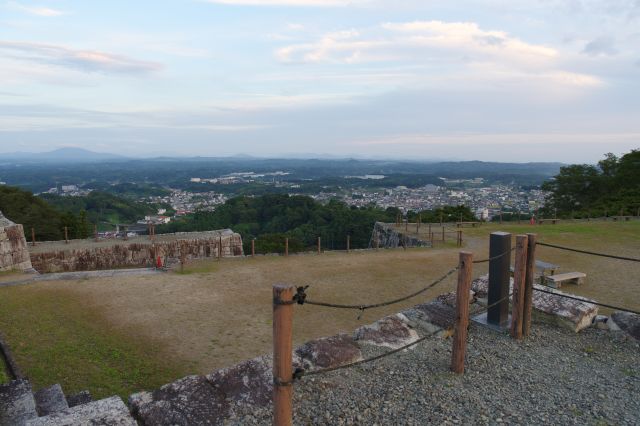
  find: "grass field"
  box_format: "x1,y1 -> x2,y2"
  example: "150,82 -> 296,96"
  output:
0,220 -> 638,400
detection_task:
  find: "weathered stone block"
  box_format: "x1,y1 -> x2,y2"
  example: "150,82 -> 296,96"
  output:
129,375 -> 226,426
0,379 -> 38,425
295,333 -> 362,370
354,314 -> 420,349
610,311 -> 640,341
206,355 -> 273,406
26,396 -> 135,425
34,384 -> 68,416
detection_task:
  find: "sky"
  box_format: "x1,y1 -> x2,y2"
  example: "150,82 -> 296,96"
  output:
1,0 -> 639,163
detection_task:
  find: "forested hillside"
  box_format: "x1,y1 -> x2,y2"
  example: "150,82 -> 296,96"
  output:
542,149 -> 640,218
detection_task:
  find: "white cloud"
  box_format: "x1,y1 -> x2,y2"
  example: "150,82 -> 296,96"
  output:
0,41 -> 162,75
7,1 -> 65,16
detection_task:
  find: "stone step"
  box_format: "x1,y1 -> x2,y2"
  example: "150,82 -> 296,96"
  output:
34,384 -> 68,416
0,379 -> 38,426
25,396 -> 136,426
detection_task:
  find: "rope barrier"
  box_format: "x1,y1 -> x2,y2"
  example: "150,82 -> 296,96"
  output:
472,248 -> 515,264
533,287 -> 640,315
292,329 -> 440,381
536,242 -> 640,262
293,267 -> 459,311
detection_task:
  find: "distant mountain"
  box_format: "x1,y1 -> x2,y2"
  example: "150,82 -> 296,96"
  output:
0,147 -> 127,163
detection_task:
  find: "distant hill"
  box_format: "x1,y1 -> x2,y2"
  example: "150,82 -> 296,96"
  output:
0,147 -> 127,163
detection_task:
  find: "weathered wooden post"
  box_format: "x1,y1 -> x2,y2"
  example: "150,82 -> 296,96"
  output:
180,243 -> 186,273
510,235 -> 528,339
457,230 -> 463,247
487,232 -> 512,327
64,226 -> 69,244
523,233 -> 537,337
218,234 -> 222,260
346,235 -> 350,253
273,284 -> 294,426
31,227 -> 36,247
451,251 -> 473,374
251,238 -> 256,257
317,236 -> 321,254
441,226 -> 445,242
285,238 -> 289,256
94,224 -> 98,242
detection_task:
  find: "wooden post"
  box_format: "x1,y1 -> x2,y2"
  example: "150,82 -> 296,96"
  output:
64,226 -> 69,244
523,233 -> 537,337
218,234 -> 222,260
94,224 -> 98,242
317,236 -> 321,254
180,243 -> 186,273
346,235 -> 350,253
285,238 -> 289,256
272,284 -> 294,426
451,251 -> 473,374
251,238 -> 256,257
510,235 -> 528,340
31,227 -> 36,246
441,226 -> 445,242
457,230 -> 462,247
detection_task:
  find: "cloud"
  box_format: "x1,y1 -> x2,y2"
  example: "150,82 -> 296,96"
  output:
0,41 -> 162,74
204,0 -> 364,6
7,1 -> 65,16
582,36 -> 618,56
277,21 -> 558,65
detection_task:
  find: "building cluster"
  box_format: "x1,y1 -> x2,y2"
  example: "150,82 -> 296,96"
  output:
43,185 -> 91,197
146,189 -> 228,216
189,171 -> 290,185
313,183 -> 547,220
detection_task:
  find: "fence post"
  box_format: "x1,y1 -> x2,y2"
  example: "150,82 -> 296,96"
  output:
317,237 -> 321,254
252,238 -> 256,257
510,235 -> 528,340
451,251 -> 473,374
523,233 -> 537,337
346,235 -> 350,253
64,226 -> 69,244
273,284 -> 294,426
31,227 -> 36,247
488,232 -> 511,326
441,226 -> 445,242
285,238 -> 289,256
94,224 -> 98,242
457,230 -> 462,247
218,234 -> 222,260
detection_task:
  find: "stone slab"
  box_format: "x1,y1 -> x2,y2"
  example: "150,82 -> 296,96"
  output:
34,384 -> 68,416
129,375 -> 226,426
26,396 -> 135,426
354,314 -> 419,349
295,333 -> 362,370
610,311 -> 640,341
0,379 -> 37,426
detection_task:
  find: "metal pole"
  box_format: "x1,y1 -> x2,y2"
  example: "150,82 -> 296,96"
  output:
487,232 -> 512,326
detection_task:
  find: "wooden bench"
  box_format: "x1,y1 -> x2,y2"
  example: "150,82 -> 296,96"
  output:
456,221 -> 480,228
510,260 -> 558,280
544,272 -> 586,289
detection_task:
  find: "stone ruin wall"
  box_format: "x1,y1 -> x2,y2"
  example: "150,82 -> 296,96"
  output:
30,231 -> 243,273
0,213 -> 33,273
371,222 -> 432,249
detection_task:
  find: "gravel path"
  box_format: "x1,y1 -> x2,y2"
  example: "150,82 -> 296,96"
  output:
231,319 -> 639,425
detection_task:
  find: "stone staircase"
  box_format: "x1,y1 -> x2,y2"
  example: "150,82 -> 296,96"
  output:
0,379 -> 136,425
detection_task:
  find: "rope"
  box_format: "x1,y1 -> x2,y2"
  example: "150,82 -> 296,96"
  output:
536,242 -> 640,262
472,247 -> 515,264
293,329 -> 440,380
298,267 -> 459,311
533,287 -> 640,315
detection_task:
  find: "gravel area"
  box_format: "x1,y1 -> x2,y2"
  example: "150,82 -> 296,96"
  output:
230,318 -> 640,425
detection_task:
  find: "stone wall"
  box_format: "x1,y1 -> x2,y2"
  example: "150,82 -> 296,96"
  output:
0,211 -> 33,272
370,222 -> 432,249
30,230 -> 243,273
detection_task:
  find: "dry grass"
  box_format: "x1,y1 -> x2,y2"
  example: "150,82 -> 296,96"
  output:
1,220 -> 638,398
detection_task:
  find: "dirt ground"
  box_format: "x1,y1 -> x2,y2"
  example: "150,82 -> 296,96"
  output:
3,220 -> 639,384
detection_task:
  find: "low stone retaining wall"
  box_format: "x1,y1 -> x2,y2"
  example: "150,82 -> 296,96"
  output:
30,230 -> 243,273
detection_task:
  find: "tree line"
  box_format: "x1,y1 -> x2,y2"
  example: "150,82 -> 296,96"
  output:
541,149 -> 640,218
